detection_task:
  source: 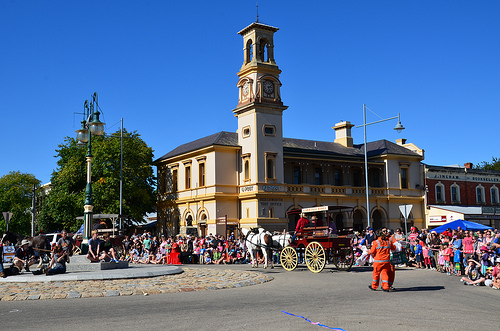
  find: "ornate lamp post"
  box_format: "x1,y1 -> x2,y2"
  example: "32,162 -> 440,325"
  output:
75,92 -> 105,249
356,104 -> 404,228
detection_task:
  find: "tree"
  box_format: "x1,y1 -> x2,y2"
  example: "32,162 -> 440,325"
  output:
38,129 -> 156,232
476,157 -> 500,171
0,171 -> 40,235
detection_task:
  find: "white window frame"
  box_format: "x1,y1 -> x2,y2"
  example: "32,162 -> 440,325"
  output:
491,186 -> 499,204
435,182 -> 445,203
450,183 -> 460,203
476,185 -> 485,204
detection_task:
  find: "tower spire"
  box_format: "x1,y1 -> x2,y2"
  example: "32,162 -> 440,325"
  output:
256,2 -> 259,23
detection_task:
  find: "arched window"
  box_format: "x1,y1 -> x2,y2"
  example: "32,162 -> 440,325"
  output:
451,183 -> 460,203
491,186 -> 499,204
435,182 -> 445,203
476,185 -> 485,204
260,38 -> 269,62
244,160 -> 250,181
186,215 -> 193,227
245,39 -> 253,63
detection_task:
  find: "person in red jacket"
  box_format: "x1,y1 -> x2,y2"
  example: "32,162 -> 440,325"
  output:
291,214 -> 309,242
368,229 -> 396,292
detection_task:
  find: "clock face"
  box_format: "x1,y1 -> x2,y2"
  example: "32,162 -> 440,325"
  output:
242,82 -> 249,96
263,80 -> 274,94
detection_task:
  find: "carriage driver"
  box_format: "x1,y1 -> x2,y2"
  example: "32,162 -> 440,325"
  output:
13,239 -> 38,272
291,214 -> 309,242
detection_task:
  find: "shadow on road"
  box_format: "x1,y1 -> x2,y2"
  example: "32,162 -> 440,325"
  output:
393,285 -> 445,292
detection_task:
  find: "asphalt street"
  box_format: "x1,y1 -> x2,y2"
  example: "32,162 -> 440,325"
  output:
0,264 -> 497,331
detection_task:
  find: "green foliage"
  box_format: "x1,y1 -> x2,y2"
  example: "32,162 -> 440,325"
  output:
476,157 -> 500,171
0,171 -> 40,235
38,129 -> 156,232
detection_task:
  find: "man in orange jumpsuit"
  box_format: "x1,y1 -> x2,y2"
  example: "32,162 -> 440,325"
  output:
368,229 -> 396,292
383,227 -> 397,290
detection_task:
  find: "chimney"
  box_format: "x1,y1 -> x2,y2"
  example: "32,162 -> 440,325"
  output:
464,162 -> 473,169
333,121 -> 354,148
395,138 -> 407,145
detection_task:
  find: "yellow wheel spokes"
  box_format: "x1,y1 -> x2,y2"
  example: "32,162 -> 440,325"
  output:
305,241 -> 325,273
280,246 -> 298,271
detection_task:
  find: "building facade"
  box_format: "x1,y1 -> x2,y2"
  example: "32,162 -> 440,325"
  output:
424,163 -> 500,228
154,22 -> 426,237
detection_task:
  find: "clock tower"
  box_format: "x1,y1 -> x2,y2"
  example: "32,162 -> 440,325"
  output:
232,22 -> 288,188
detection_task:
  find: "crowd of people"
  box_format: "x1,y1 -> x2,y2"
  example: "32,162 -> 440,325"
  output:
118,231 -> 254,266
0,229 -> 74,277
352,226 -> 500,290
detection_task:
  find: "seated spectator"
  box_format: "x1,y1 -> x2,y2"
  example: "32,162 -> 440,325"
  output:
46,245 -> 69,275
86,230 -> 101,262
204,250 -> 213,264
100,234 -> 118,262
56,230 -> 75,255
462,259 -> 493,286
122,235 -> 132,257
13,239 -> 38,272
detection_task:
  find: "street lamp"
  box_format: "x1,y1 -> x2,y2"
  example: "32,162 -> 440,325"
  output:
75,92 -> 105,249
355,104 -> 404,228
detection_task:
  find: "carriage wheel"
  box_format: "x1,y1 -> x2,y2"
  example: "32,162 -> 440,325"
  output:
332,246 -> 354,271
280,246 -> 298,271
305,241 -> 326,273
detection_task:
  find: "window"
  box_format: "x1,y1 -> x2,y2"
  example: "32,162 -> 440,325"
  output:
293,166 -> 301,184
244,160 -> 250,181
242,153 -> 251,182
263,125 -> 276,136
267,159 -> 274,179
160,170 -> 167,194
265,152 -> 277,182
491,186 -> 499,204
353,169 -> 362,187
185,166 -> 191,189
245,39 -> 253,63
476,185 -> 485,204
172,169 -> 178,192
334,168 -> 343,186
242,126 -> 251,138
268,207 -> 274,218
369,168 -> 381,188
198,163 -> 205,187
451,184 -> 460,203
400,168 -> 408,189
435,183 -> 444,202
314,167 -> 322,185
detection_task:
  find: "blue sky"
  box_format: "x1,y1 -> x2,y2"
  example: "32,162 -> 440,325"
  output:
1,1 -> 499,185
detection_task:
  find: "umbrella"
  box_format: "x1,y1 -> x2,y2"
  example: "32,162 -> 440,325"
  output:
431,219 -> 493,233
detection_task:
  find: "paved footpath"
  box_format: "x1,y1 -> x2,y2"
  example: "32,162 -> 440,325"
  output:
0,267 -> 273,301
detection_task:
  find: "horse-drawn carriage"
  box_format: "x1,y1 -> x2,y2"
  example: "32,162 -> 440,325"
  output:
280,206 -> 355,273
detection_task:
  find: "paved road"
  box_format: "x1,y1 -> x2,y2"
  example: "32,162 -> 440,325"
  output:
0,264 -> 498,331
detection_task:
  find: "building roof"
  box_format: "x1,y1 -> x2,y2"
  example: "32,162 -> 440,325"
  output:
155,131 -> 421,163
428,205 -> 483,215
154,131 -> 239,162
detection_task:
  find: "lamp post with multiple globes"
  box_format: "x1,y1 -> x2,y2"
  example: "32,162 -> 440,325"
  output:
75,92 -> 105,249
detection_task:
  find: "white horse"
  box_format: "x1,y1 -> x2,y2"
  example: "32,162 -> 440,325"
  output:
242,228 -> 291,269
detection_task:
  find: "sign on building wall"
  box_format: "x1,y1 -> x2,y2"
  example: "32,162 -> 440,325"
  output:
430,216 -> 447,223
